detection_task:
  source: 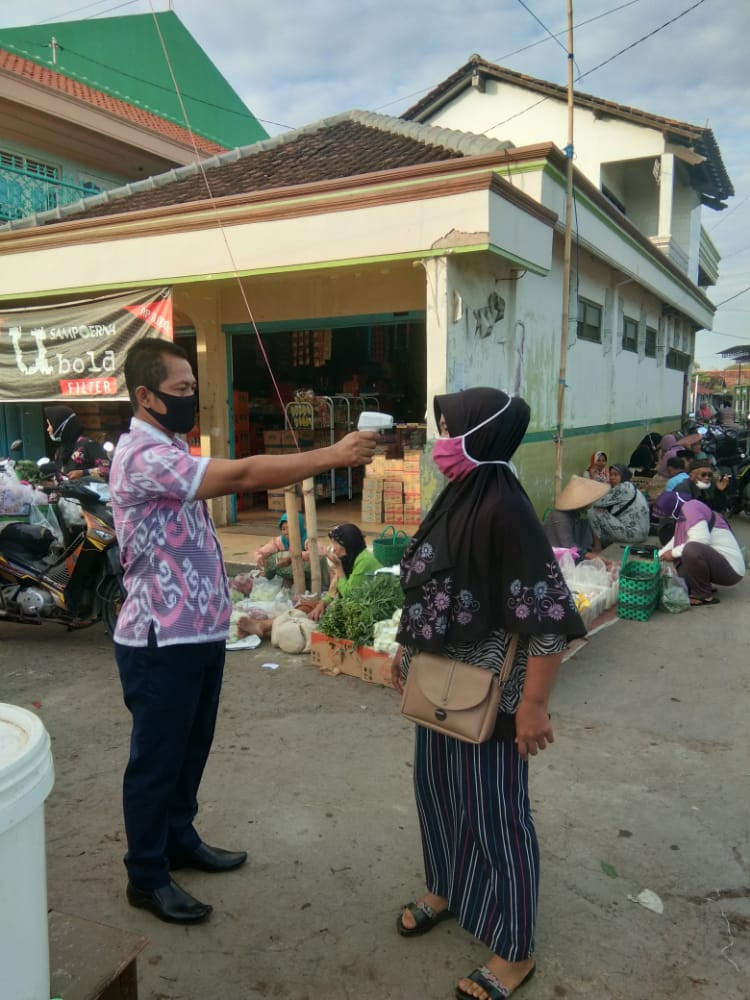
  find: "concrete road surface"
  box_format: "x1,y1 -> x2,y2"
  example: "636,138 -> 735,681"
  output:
1,524 -> 748,999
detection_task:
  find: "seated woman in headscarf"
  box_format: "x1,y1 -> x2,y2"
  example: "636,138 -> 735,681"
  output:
588,464 -> 650,552
44,405 -> 111,480
628,432 -> 662,476
253,512 -> 328,590
656,432 -> 702,478
543,475 -> 610,559
307,523 -> 382,622
654,492 -> 744,606
582,450 -> 609,482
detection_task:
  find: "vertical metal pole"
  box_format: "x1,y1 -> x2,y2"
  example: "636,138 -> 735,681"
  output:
554,0 -> 575,500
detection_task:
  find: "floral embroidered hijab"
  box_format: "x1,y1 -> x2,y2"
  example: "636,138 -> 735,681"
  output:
396,387 -> 585,651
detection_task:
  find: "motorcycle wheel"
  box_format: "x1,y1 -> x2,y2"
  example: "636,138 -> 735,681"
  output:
99,574 -> 125,636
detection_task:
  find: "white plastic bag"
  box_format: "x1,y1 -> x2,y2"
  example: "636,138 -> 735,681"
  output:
659,566 -> 690,614
0,467 -> 33,516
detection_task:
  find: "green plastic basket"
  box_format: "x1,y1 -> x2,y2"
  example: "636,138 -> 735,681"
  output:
617,545 -> 661,621
372,525 -> 411,566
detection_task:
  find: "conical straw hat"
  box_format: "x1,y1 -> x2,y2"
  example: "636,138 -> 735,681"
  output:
555,475 -> 610,511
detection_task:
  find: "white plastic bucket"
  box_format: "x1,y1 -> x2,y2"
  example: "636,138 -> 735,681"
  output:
0,703 -> 55,1000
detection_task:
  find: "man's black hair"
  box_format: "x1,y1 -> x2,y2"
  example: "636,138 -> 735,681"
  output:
123,337 -> 188,410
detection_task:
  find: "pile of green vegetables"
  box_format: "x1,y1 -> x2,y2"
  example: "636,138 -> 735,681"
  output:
12,460 -> 45,485
318,572 -> 403,648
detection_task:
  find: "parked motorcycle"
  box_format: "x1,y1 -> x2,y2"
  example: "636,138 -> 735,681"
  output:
695,424 -> 750,516
0,448 -> 124,634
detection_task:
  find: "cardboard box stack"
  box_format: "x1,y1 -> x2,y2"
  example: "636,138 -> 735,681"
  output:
361,476 -> 383,523
383,464 -> 404,525
403,448 -> 422,523
361,447 -> 423,525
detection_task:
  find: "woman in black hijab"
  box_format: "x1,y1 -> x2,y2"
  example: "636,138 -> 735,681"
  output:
391,387 -> 584,1000
307,523 -> 382,621
44,405 -> 110,480
628,432 -> 661,475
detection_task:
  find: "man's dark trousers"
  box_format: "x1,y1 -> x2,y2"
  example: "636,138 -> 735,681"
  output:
115,630 -> 226,889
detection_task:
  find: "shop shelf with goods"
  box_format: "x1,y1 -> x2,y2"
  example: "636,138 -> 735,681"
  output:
283,394 -> 379,504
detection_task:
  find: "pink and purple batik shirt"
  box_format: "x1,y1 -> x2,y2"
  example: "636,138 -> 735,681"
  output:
110,417 -> 231,647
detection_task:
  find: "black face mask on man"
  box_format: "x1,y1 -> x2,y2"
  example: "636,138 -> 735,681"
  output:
144,388 -> 197,435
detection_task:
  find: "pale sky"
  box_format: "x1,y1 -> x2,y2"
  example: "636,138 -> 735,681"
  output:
2,0 -> 748,371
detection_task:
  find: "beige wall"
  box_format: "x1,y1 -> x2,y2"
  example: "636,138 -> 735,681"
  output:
214,264 -> 425,324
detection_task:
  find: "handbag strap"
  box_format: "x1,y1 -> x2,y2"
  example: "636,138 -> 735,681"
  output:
611,482 -> 638,517
497,634 -> 519,686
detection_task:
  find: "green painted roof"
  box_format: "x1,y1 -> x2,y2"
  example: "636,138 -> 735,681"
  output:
0,11 -> 267,149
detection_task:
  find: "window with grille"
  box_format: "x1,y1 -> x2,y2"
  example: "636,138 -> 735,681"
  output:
0,150 -> 23,170
622,316 -> 638,353
577,298 -> 603,343
645,327 -> 657,358
0,149 -> 59,179
666,349 -> 691,371
25,158 -> 59,180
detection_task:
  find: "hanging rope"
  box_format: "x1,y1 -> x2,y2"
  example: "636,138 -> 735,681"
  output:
147,2 -> 300,449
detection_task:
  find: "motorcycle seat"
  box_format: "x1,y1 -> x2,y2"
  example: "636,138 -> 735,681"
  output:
0,522 -> 55,559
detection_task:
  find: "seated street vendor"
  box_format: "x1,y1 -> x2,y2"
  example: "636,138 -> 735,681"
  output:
588,464 -> 650,552
675,458 -> 731,512
308,523 -> 382,622
543,475 -> 610,559
254,512 -> 329,590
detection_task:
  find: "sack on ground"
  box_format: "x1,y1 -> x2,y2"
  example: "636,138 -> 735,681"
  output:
659,566 -> 690,614
271,609 -> 316,654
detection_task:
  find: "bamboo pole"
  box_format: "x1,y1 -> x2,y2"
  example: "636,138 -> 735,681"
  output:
554,0 -> 575,501
283,485 -> 306,596
302,477 -> 322,597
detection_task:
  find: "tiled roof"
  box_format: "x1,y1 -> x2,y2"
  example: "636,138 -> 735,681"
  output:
402,55 -> 733,202
0,12 -> 267,150
9,110 -> 512,226
0,48 -> 226,156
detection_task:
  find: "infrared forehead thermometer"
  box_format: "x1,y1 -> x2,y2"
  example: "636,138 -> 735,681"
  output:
357,411 -> 394,433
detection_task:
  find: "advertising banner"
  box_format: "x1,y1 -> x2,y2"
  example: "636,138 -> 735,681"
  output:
0,287 -> 173,401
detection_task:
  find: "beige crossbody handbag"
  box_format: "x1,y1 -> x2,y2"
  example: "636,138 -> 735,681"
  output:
400,634 -> 519,744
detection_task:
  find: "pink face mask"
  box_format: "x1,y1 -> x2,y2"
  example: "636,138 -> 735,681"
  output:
432,398 -> 514,482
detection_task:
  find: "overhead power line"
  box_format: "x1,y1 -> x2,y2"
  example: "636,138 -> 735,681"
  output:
492,0 -> 643,64
515,0 -> 569,58
482,0 -> 708,134
373,0 -> 645,113
575,0 -> 707,82
714,285 -> 750,308
41,0 -> 141,21
707,193 -> 750,234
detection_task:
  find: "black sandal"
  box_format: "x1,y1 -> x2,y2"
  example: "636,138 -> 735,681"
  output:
455,963 -> 536,1000
396,899 -> 454,937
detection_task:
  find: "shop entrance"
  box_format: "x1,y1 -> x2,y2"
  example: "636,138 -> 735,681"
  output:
227,313 -> 427,528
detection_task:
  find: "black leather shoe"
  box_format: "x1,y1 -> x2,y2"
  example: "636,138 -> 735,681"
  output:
126,878 -> 212,924
169,842 -> 248,873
